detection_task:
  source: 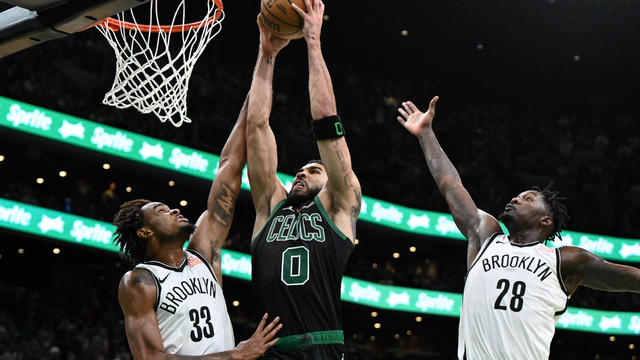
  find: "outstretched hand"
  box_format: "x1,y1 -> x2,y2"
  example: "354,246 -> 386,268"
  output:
257,14 -> 290,56
396,96 -> 439,137
291,0 -> 324,44
232,313 -> 282,359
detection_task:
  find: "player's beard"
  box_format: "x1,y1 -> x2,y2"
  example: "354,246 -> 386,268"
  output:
285,186 -> 322,208
498,211 -> 514,225
180,223 -> 197,235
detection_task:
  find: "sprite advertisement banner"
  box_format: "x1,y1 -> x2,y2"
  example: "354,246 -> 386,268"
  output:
0,198 -> 639,335
1,95 -> 639,264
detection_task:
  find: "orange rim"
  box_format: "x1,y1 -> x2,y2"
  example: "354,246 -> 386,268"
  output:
97,0 -> 223,33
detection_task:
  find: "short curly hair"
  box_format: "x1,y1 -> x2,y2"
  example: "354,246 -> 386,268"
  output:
112,199 -> 150,265
533,184 -> 570,243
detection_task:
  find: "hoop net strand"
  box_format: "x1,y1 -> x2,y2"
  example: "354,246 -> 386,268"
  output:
96,0 -> 224,127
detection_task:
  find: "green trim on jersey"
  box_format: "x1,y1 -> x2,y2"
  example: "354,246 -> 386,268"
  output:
275,330 -> 344,350
314,197 -> 349,241
251,199 -> 287,244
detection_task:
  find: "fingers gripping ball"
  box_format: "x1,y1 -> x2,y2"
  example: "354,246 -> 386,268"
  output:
260,0 -> 307,39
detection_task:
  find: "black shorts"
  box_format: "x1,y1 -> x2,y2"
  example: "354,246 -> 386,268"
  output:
263,344 -> 346,360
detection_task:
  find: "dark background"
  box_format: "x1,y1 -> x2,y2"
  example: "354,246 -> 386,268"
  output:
0,0 -> 639,358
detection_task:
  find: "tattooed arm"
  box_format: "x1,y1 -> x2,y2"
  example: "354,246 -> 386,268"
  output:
292,0 -> 361,242
119,270 -> 281,360
188,96 -> 248,286
397,98 -> 501,269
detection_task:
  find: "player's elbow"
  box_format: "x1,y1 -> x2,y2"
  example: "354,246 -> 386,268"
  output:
217,155 -> 245,176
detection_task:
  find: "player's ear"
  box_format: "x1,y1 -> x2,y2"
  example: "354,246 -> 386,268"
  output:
137,227 -> 153,239
540,215 -> 553,227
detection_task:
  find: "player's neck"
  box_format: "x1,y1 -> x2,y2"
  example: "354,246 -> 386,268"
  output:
294,200 -> 314,212
507,229 -> 544,245
147,241 -> 186,267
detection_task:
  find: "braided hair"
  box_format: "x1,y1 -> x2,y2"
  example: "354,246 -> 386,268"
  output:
112,199 -> 151,265
533,184 -> 570,243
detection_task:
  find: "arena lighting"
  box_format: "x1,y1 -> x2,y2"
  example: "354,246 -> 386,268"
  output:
52,248 -> 60,254
574,55 -> 581,61
36,177 -> 44,184
416,316 -> 423,322
394,333 -> 400,340
371,311 -> 378,318
2,97 -> 640,263
372,262 -> 378,269
354,239 -> 359,245
232,300 -> 240,307
401,29 -> 408,36
0,155 -> 4,161
406,330 -> 412,336
58,170 -> 67,177
102,163 -> 111,170
323,14 -> 329,20
374,323 -> 381,329
477,43 -> 484,50
17,248 -> 24,254
179,200 -> 188,206
610,336 -> 616,342
393,252 -> 400,258
409,246 -> 416,253
630,344 -> 635,350
168,180 -> 175,186
125,186 -> 132,193
370,336 -> 376,342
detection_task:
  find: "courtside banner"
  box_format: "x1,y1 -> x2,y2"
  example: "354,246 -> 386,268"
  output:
1,96 -> 639,263
0,198 -> 639,335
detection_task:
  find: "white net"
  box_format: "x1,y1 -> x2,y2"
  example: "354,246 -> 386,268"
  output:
97,0 -> 224,127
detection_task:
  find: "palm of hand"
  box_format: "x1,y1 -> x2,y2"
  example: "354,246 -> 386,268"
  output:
397,97 -> 439,137
404,111 -> 431,136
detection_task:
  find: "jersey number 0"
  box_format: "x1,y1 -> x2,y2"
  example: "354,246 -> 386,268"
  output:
281,246 -> 310,286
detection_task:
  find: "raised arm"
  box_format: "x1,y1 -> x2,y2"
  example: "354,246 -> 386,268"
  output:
560,246 -> 640,295
119,270 -> 282,360
188,95 -> 248,285
292,0 -> 361,241
397,98 -> 501,268
246,16 -> 290,238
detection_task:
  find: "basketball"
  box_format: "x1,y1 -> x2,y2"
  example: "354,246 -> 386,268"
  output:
260,0 -> 307,39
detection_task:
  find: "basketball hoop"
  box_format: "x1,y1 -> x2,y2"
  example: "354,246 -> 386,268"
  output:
95,0 -> 224,127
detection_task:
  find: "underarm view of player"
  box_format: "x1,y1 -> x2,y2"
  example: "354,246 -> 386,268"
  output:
111,93 -> 282,359
396,98 -> 640,360
246,0 -> 362,358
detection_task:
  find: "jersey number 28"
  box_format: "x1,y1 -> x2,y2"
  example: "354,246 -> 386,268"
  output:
494,279 -> 526,312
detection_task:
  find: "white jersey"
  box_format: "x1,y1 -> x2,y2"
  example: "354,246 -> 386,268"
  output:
458,233 -> 569,360
135,249 -> 235,355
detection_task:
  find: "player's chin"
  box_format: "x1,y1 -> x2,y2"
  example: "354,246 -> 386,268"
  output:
180,223 -> 197,235
497,211 -> 515,224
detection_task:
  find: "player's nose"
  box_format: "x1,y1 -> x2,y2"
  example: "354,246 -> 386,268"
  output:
510,197 -> 519,205
170,208 -> 180,215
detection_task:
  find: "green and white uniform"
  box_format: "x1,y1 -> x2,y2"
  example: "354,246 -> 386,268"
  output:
251,197 -> 354,359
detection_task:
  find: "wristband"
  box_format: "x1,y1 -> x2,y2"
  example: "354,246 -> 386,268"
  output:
311,115 -> 345,140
